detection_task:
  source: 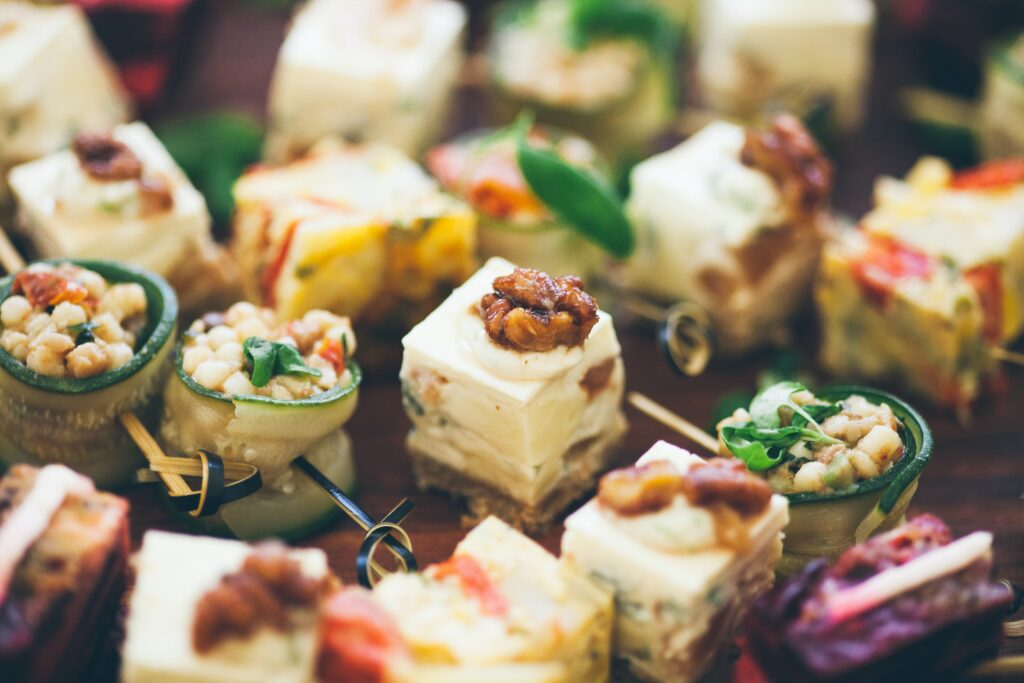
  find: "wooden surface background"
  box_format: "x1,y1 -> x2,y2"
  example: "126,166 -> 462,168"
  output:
109,0 -> 1023,673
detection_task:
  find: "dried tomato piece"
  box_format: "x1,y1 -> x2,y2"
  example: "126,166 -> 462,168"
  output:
850,235 -> 936,307
429,555 -> 508,617
950,159 -> 1024,191
315,337 -> 346,374
317,589 -> 407,683
13,271 -> 88,308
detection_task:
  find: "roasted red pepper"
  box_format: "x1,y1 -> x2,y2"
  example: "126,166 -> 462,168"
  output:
317,589 -> 407,683
429,554 -> 508,617
13,271 -> 89,309
315,337 -> 347,375
260,220 -> 298,309
963,262 -> 1004,343
950,159 -> 1024,191
850,234 -> 936,307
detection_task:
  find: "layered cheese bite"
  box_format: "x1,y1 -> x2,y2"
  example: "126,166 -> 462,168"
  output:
8,122 -> 235,312
625,116 -> 833,354
562,441 -> 789,683
817,157 -> 1024,411
400,257 -> 626,532
122,531 -> 334,683
0,2 -> 128,201
231,141 -> 476,357
697,0 -> 875,132
0,465 -> 129,683
486,0 -> 675,160
745,515 -> 1013,682
265,0 -> 465,162
318,516 -> 613,683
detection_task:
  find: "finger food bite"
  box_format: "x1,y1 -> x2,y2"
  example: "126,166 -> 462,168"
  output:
122,530 -> 334,683
8,122 -> 236,312
231,141 -> 477,356
696,0 -> 875,132
265,0 -> 466,162
745,515 -> 1013,682
0,2 -> 129,202
0,465 -> 130,683
400,257 -> 627,532
0,260 -> 177,488
980,33 -> 1024,159
427,126 -> 608,277
625,116 -> 833,354
486,0 -> 676,160
562,441 -> 789,683
715,383 -> 932,572
318,516 -> 614,683
159,301 -> 360,540
816,157 -> 1024,411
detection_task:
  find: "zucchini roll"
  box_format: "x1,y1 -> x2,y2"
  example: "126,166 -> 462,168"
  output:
716,383 -> 932,574
485,0 -> 676,162
0,259 -> 177,489
427,126 -> 615,277
159,302 -> 361,540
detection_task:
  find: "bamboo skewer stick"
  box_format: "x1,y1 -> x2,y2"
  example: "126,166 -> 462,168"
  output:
991,346 -> 1024,366
627,391 -> 719,453
0,224 -> 25,273
118,412 -> 192,496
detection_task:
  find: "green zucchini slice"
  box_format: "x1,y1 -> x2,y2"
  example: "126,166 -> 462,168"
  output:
0,259 -> 178,489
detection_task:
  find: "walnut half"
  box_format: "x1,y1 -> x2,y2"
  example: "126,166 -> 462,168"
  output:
480,268 -> 599,352
72,132 -> 143,181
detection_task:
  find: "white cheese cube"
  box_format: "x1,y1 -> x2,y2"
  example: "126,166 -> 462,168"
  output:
696,0 -> 874,130
562,441 -> 789,683
265,0 -> 466,161
400,257 -> 626,510
8,122 -> 212,280
0,2 -> 129,199
624,121 -> 823,352
122,531 -> 329,683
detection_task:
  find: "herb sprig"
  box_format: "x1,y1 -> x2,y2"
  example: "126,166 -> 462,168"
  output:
242,337 -> 322,388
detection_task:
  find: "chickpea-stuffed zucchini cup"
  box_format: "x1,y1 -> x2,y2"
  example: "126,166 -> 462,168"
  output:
159,303 -> 361,541
717,382 -> 932,574
0,259 -> 177,489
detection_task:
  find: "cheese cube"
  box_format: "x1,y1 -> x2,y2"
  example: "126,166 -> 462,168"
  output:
0,2 -> 129,200
400,257 -> 626,530
122,531 -> 329,683
372,516 -> 613,682
696,0 -> 874,131
265,0 -> 466,162
562,441 -> 789,683
232,142 -> 475,335
624,120 -> 827,353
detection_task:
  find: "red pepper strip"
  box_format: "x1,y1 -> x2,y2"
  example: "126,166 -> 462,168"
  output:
13,271 -> 88,308
963,263 -> 1004,344
317,589 -> 408,683
429,554 -> 508,617
260,220 -> 298,309
950,159 -> 1024,191
315,337 -> 346,374
850,234 -> 936,307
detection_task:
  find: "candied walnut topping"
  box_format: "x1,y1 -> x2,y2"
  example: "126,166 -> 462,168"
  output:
580,357 -> 615,398
480,268 -> 599,352
740,114 -> 833,220
72,132 -> 143,181
598,458 -> 772,518
192,545 -> 329,654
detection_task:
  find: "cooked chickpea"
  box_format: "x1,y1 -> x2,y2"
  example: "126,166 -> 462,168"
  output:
91,312 -> 125,344
51,302 -> 88,330
75,269 -> 108,299
0,330 -> 29,362
67,342 -> 109,378
26,347 -> 66,377
225,302 -> 261,326
193,359 -> 235,390
270,384 -> 294,401
0,296 -> 32,327
232,316 -> 270,340
222,371 -> 256,396
24,312 -> 54,341
857,425 -> 903,468
849,449 -> 880,479
182,345 -> 214,375
793,461 -> 827,493
214,341 -> 244,365
107,342 -> 134,370
206,325 -> 238,350
100,283 -> 147,322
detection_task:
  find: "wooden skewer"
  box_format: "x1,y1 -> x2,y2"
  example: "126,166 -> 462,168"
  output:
118,413 -> 193,497
627,391 -> 719,453
991,346 -> 1024,366
0,224 -> 25,273
971,655 -> 1024,676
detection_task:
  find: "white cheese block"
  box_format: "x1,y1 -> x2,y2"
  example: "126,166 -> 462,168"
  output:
8,122 -> 211,277
400,257 -> 625,503
624,121 -> 821,352
562,440 -> 789,682
122,531 -> 329,683
0,2 -> 128,198
696,0 -> 874,131
265,0 -> 466,161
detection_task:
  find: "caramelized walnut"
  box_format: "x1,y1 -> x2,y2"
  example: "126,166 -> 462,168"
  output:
192,545 -> 329,654
480,268 -> 599,352
740,114 -> 833,221
598,458 -> 772,519
138,177 -> 174,215
72,133 -> 143,181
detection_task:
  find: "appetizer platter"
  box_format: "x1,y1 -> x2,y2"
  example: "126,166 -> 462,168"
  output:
0,1 -> 1022,682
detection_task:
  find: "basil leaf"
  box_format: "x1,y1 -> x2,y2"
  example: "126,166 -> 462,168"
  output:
243,337 -> 277,388
273,343 -> 323,379
569,0 -> 678,62
517,139 -> 635,258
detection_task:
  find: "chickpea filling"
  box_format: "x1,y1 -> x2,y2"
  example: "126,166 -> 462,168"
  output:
479,268 -> 599,352
718,386 -> 906,495
182,302 -> 356,401
0,263 -> 147,379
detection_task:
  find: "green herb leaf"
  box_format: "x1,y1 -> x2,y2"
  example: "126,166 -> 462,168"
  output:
721,422 -> 840,471
68,320 -> 98,345
273,343 -> 323,379
243,337 -> 277,388
569,0 -> 679,62
516,136 -> 635,258
750,381 -> 821,430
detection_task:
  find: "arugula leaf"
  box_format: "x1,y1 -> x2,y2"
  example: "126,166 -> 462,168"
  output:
517,136 -> 635,258
242,337 -> 322,388
721,423 -> 841,471
750,381 -> 823,431
720,425 -> 788,471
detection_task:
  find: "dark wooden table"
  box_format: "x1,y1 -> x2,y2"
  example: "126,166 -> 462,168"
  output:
116,0 -> 1023,672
